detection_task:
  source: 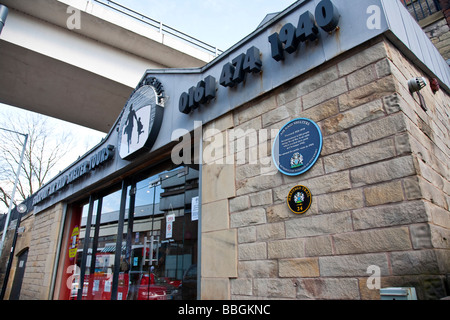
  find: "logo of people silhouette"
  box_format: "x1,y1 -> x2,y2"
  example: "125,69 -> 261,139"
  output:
123,104 -> 145,153
118,81 -> 164,160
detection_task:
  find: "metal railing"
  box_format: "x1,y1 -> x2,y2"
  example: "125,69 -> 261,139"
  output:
93,0 -> 223,57
400,0 -> 442,22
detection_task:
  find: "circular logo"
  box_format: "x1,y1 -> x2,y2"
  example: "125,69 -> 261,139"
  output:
118,78 -> 165,160
272,118 -> 322,176
287,185 -> 312,215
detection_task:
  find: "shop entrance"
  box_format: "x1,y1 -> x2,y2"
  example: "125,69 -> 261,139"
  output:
9,248 -> 28,300
58,165 -> 199,300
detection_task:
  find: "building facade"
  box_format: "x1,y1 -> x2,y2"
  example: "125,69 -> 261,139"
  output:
1,0 -> 449,300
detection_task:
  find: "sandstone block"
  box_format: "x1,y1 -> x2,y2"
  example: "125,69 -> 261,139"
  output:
235,96 -> 277,125
383,93 -> 402,114
347,65 -> 378,90
418,178 -> 447,209
286,211 -> 353,238
364,180 -> 404,206
238,226 -> 256,244
322,99 -> 385,136
403,177 -> 422,200
303,78 -> 348,110
229,195 -> 249,213
375,58 -> 392,78
266,203 -> 293,223
279,258 -> 320,278
391,250 -> 440,275
239,242 -> 267,261
231,208 -> 267,228
296,278 -> 360,300
268,238 -> 306,259
304,171 -> 351,196
316,190 -> 364,214
350,156 -> 416,187
339,76 -> 397,111
262,105 -> 290,128
297,98 -> 339,123
202,229 -> 237,278
236,173 -> 283,196
319,253 -> 389,277
236,164 -> 260,180
324,138 -> 396,173
201,278 -> 230,300
277,66 -> 339,105
238,260 -> 278,278
305,235 -> 333,257
203,113 -> 234,139
426,202 -> 450,229
410,224 -> 433,249
338,41 -> 388,76
253,278 -> 297,298
203,200 -> 229,232
202,163 -> 235,203
256,222 -> 285,241
230,278 -> 253,296
322,131 -> 351,156
333,227 -> 412,255
249,190 -> 273,207
283,97 -> 302,117
350,112 -> 407,146
352,200 -> 430,230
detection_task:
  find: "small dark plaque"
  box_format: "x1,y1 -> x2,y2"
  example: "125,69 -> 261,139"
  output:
272,118 -> 322,176
287,185 -> 312,215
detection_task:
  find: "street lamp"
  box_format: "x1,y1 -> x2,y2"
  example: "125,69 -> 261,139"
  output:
0,128 -> 28,257
0,128 -> 28,300
0,202 -> 27,300
0,5 -> 8,35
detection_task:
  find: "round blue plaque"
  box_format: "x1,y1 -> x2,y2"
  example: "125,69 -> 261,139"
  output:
272,118 -> 323,176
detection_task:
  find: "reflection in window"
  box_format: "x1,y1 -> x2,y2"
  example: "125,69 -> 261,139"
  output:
126,167 -> 199,300
71,166 -> 199,300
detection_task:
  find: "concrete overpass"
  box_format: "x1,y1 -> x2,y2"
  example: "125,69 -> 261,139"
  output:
0,0 -> 220,133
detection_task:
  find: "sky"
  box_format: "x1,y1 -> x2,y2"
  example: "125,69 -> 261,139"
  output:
0,0 -> 298,210
115,0 -> 298,51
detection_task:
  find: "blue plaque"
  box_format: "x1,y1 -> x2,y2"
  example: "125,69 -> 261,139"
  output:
272,118 -> 322,176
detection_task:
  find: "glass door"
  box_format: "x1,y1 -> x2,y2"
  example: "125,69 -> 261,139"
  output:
74,183 -> 131,300
125,165 -> 199,300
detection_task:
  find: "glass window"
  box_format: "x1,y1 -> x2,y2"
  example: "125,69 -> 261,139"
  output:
125,166 -> 199,300
89,189 -> 127,300
75,188 -> 130,300
60,165 -> 199,300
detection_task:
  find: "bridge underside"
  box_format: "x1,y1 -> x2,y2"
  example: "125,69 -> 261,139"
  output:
0,40 -> 131,133
0,0 -> 214,133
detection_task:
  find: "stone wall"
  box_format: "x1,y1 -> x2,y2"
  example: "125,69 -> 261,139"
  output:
0,212 -> 34,299
438,0 -> 450,26
422,15 -> 450,61
19,203 -> 64,300
383,38 -> 450,299
200,36 -> 450,300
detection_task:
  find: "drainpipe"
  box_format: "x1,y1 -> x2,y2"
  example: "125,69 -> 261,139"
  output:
0,5 -> 8,35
